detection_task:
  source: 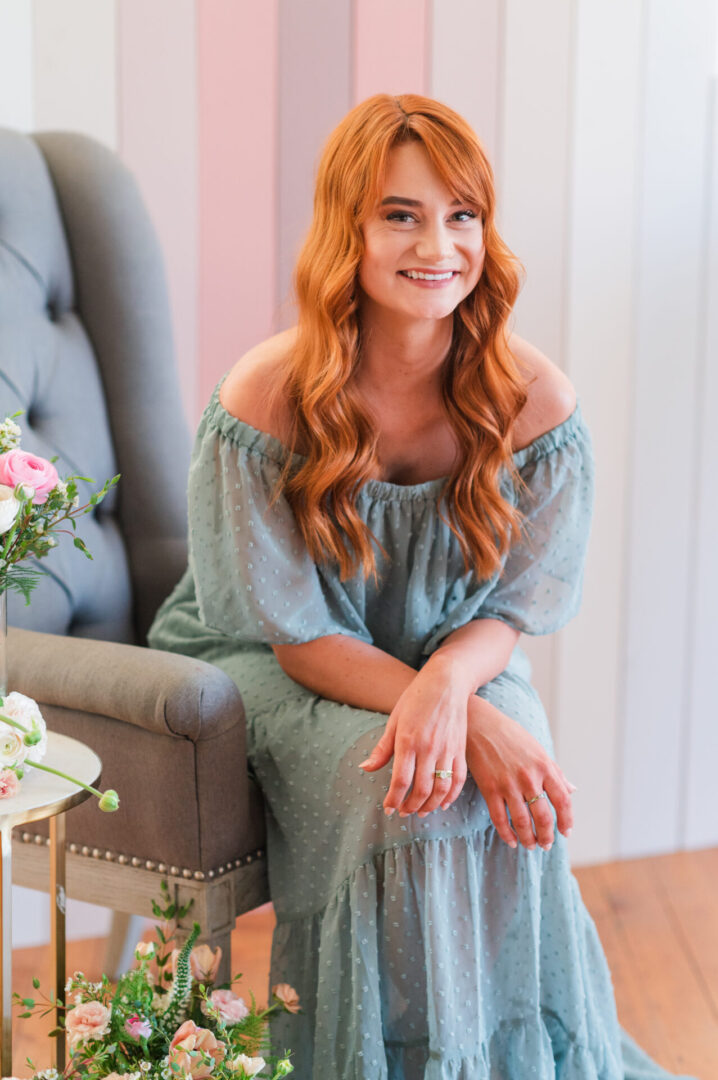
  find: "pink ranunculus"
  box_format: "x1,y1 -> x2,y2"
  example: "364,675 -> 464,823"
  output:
64,999 -> 112,1050
171,942 -> 222,985
201,988 -> 249,1026
0,769 -> 19,799
0,448 -> 59,505
168,1020 -> 226,1079
124,1013 -> 152,1040
272,982 -> 301,1013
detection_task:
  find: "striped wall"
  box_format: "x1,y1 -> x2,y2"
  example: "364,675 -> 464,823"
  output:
0,0 -> 717,876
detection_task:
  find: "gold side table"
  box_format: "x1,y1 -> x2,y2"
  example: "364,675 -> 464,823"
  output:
0,731 -> 101,1076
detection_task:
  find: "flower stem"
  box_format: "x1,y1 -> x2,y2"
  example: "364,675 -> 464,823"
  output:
0,711 -> 30,734
22,758 -> 103,799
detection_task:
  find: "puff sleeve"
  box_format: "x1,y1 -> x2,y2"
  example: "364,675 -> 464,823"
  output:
187,406 -> 373,647
477,401 -> 595,635
419,401 -> 595,655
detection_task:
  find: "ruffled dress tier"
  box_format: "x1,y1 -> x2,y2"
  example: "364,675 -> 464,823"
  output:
148,379 -> 697,1080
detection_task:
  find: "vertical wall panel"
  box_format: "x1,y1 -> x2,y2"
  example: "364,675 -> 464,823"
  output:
499,1 -> 572,360
562,0 -> 644,865
684,75 -> 718,849
119,0 -> 198,427
353,0 -> 429,104
33,0 -> 117,148
277,0 -> 352,328
0,0 -> 33,131
498,1 -> 573,782
429,0 -> 501,170
197,0 -> 278,412
620,1 -> 717,857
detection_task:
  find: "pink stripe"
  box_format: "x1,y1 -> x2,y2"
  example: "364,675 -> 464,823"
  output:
353,0 -> 429,103
197,0 -> 278,416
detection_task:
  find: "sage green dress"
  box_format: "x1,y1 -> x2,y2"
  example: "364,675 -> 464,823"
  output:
148,378 -> 698,1080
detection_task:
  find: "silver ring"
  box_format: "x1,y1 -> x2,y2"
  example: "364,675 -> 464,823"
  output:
434,769 -> 453,780
525,791 -> 548,806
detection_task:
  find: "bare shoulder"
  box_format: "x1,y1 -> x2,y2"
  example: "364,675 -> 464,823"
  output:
218,326 -> 298,439
508,333 -> 577,452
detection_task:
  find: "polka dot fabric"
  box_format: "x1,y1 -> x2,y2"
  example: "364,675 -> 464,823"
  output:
148,381 -> 697,1080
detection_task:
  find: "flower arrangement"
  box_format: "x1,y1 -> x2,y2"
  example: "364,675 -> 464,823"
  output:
0,688 -> 118,810
0,412 -> 120,808
0,412 -> 120,604
12,881 -> 297,1079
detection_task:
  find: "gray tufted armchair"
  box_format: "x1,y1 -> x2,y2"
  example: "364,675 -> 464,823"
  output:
0,126 -> 269,978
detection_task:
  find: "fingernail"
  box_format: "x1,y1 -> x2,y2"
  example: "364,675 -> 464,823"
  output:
399,811 -> 409,818
358,759 -> 371,768
568,782 -> 578,792
385,808 -> 394,817
541,842 -> 553,851
509,840 -> 517,849
565,827 -> 572,837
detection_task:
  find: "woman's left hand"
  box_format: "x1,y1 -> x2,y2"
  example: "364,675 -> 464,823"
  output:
358,658 -> 469,816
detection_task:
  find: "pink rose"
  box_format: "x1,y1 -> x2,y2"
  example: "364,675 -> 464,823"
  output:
0,449 -> 58,505
171,942 -> 222,984
0,769 -> 19,799
272,982 -> 301,1013
64,999 -> 112,1050
124,1013 -> 152,1040
201,988 -> 249,1025
168,1020 -> 226,1079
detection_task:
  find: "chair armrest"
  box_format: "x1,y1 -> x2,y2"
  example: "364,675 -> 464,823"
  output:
7,626 -> 243,742
6,627 -> 264,871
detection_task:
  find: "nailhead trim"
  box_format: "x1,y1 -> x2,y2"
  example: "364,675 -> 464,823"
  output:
17,832 -> 265,878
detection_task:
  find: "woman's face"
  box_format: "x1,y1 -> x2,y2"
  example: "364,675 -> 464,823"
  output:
357,140 -> 485,326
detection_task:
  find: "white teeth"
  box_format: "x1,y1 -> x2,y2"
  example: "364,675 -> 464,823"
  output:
401,270 -> 456,281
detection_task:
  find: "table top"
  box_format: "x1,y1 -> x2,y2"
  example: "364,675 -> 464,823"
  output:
0,731 -> 102,829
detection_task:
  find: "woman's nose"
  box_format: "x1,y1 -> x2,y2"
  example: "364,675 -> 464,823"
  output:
414,220 -> 454,261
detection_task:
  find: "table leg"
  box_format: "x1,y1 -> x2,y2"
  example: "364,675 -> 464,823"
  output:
0,824 -> 13,1077
50,814 -> 66,1072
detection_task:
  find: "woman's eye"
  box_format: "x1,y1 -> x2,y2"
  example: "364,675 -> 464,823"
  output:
385,209 -> 477,224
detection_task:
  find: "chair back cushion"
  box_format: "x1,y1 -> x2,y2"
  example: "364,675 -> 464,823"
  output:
0,128 -> 190,643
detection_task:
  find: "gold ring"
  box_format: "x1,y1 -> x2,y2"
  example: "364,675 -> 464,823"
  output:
434,769 -> 453,780
525,791 -> 547,805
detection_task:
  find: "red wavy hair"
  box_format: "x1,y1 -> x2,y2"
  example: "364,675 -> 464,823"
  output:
269,93 -> 534,583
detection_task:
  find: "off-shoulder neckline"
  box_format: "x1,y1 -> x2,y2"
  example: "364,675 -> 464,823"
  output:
206,376 -> 586,501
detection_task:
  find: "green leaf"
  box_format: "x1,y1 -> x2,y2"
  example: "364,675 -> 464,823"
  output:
22,996 -> 35,1007
32,976 -> 40,989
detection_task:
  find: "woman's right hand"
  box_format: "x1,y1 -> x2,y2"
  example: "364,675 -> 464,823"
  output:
464,695 -> 576,850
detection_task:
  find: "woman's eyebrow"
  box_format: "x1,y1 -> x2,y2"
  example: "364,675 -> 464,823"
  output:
380,196 -> 462,207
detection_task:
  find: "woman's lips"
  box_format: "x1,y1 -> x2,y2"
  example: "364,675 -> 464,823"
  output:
398,270 -> 460,289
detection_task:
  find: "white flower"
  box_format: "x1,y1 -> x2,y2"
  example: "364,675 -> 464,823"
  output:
0,692 -> 47,765
230,1055 -> 266,1077
0,417 -> 22,452
0,484 -> 20,535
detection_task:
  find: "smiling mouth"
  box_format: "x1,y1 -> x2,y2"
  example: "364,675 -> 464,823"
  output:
398,270 -> 459,281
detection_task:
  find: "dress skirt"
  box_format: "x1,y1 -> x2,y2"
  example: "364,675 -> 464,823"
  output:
187,632 -> 695,1080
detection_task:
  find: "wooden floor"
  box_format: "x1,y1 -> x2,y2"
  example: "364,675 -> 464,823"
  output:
10,847 -> 718,1078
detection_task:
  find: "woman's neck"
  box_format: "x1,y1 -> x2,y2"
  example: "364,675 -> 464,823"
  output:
356,310 -> 454,400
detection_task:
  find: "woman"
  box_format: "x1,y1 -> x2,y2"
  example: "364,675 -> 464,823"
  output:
149,95 -> 695,1078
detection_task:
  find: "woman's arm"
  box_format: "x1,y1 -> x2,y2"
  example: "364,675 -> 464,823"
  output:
272,616 -> 520,712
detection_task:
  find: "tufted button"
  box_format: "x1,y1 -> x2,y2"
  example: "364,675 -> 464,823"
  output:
45,300 -> 58,322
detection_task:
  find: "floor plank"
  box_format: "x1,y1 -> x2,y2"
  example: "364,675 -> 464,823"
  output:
574,851 -> 718,1078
